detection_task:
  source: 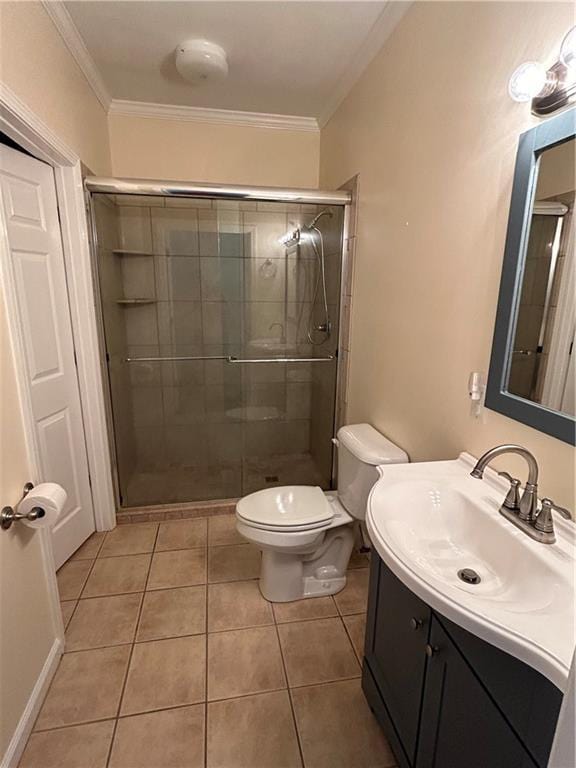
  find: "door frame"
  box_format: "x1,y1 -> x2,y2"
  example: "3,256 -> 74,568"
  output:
0,82 -> 116,534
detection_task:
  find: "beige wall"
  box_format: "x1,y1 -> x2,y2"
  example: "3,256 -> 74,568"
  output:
0,294 -> 55,757
0,1 -> 111,174
0,2 -> 110,757
320,1 -> 575,506
109,114 -> 319,188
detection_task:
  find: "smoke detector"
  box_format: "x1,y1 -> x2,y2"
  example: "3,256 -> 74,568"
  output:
175,39 -> 228,84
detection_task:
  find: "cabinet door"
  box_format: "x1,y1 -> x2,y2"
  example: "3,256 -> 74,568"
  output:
364,556 -> 430,765
417,617 -> 537,768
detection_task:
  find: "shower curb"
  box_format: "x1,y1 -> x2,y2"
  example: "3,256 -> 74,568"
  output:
116,498 -> 238,524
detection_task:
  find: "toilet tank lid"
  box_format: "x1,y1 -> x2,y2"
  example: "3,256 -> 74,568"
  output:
337,424 -> 408,466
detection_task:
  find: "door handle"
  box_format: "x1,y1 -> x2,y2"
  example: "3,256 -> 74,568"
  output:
425,644 -> 439,658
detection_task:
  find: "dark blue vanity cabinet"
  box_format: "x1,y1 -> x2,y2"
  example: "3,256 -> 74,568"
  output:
363,553 -> 563,768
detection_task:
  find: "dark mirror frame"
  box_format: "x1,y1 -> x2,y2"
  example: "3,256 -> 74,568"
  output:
486,107 -> 576,446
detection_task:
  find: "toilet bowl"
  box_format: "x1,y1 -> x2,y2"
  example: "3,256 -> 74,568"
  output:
236,424 -> 409,602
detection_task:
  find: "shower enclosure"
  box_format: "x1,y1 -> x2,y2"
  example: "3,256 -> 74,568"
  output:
87,180 -> 349,508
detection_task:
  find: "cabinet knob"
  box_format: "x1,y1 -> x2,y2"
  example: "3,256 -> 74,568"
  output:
425,644 -> 439,658
410,617 -> 423,631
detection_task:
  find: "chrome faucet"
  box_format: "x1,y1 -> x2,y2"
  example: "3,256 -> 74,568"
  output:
471,444 -> 539,521
470,444 -> 573,544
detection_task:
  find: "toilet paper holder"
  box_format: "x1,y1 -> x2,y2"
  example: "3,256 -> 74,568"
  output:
1,482 -> 46,531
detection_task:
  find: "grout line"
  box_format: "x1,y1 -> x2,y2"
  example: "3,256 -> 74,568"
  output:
204,547 -> 209,768
273,609 -> 305,767
104,522 -> 160,768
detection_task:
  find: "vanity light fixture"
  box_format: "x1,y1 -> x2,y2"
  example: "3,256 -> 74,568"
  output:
508,25 -> 576,115
560,25 -> 576,69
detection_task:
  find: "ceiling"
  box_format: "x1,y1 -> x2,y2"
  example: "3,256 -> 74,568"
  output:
62,1 -> 404,121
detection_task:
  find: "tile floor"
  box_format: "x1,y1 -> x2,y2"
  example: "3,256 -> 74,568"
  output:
20,516 -> 396,768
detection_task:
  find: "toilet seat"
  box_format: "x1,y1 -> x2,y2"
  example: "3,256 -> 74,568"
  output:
236,485 -> 334,532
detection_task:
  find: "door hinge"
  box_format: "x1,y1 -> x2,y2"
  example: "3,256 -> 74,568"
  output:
87,473 -> 93,490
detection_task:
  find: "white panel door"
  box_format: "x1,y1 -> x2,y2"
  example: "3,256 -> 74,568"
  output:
0,144 -> 95,568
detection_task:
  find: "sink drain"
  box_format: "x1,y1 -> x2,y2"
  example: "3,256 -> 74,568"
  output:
458,568 -> 481,585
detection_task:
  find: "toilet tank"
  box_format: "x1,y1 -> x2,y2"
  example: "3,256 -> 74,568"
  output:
336,424 -> 408,520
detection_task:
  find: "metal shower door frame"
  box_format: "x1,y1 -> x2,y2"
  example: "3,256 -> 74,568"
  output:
84,177 -> 352,508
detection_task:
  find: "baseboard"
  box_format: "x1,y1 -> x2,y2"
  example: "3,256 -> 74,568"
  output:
1,637 -> 63,768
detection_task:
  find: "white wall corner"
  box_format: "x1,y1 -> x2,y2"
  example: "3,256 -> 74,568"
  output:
108,99 -> 320,132
319,0 -> 412,128
41,0 -> 111,112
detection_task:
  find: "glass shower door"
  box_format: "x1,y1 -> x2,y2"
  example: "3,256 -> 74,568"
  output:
92,193 -> 343,507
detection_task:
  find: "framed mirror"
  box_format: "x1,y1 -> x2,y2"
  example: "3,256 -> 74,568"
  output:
486,108 -> 575,445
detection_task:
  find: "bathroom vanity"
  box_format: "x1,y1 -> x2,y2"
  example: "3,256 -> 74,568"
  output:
363,553 -> 562,768
362,454 -> 574,768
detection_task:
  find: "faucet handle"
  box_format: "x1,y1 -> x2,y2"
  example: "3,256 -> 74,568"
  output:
498,471 -> 521,511
534,498 -> 574,535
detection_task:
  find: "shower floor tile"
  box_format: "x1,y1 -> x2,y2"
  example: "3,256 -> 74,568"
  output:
34,517 -> 393,768
121,452 -> 326,507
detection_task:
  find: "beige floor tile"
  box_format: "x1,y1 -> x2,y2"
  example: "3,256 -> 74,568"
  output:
208,580 -> 273,632
278,618 -> 360,687
155,517 -> 208,551
208,544 -> 260,583
60,601 -> 76,630
121,635 -> 206,715
109,705 -> 204,768
334,569 -> 370,615
136,586 -> 206,641
65,593 -> 142,651
71,532 -> 106,561
348,549 -> 370,569
207,626 -> 285,701
56,560 -> 92,601
208,514 -> 244,546
343,613 -> 367,662
273,596 -> 337,624
292,679 -> 395,768
207,691 -> 301,768
99,523 -> 158,557
147,548 -> 206,590
20,721 -> 115,768
82,554 -> 151,598
35,646 -> 130,730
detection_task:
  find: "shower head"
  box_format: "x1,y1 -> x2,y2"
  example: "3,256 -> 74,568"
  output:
279,209 -> 333,247
303,209 -> 333,231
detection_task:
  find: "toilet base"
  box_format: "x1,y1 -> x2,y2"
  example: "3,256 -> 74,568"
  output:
258,524 -> 355,602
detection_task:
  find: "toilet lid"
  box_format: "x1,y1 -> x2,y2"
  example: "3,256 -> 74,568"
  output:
236,486 -> 334,529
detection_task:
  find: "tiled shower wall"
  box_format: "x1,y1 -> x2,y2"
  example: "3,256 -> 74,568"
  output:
93,194 -> 343,506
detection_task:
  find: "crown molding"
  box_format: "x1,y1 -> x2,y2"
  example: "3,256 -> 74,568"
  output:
319,0 -> 412,128
0,81 -> 77,166
41,0 -> 111,111
109,100 -> 320,132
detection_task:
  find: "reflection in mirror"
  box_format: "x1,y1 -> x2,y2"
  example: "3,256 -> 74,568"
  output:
507,137 -> 575,417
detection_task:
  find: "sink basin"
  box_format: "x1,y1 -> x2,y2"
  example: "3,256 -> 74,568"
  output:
367,454 -> 575,690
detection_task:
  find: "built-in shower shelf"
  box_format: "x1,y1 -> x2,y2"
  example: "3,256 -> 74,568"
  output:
116,298 -> 157,305
113,249 -> 156,257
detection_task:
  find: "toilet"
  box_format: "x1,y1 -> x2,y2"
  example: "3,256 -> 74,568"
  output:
236,424 -> 409,602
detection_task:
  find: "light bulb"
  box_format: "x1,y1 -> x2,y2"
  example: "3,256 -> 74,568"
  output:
560,26 -> 576,69
508,61 -> 556,102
